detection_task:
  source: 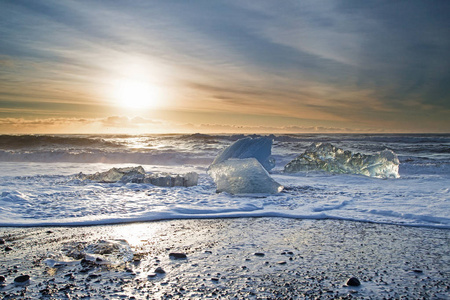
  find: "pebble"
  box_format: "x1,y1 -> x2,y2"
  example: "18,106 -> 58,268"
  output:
147,273 -> 157,278
0,238 -> 4,245
4,246 -> 13,251
155,267 -> 166,274
277,261 -> 287,265
0,275 -> 5,283
169,252 -> 187,259
14,275 -> 30,283
254,252 -> 265,257
346,277 -> 361,287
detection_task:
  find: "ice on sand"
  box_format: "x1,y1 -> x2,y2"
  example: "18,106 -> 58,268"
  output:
208,158 -> 283,194
44,240 -> 133,267
284,142 -> 400,178
210,137 -> 275,171
77,166 -> 198,187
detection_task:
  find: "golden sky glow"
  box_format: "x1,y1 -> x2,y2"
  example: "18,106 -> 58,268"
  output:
0,1 -> 449,134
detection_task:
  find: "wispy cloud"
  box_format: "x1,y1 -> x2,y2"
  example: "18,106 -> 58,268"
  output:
0,116 -> 168,134
0,0 -> 449,133
0,116 -> 375,134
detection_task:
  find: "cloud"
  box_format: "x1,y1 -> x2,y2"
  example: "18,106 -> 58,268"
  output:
0,117 -> 89,127
238,1 -> 450,114
1,113 -> 448,134
182,123 -> 377,134
0,116 -> 364,134
0,116 -> 167,134
0,1 -> 449,133
100,116 -> 164,128
101,116 -> 136,128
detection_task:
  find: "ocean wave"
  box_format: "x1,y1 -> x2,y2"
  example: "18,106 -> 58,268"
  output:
0,150 -> 213,165
1,134 -> 449,228
0,163 -> 449,228
0,135 -> 123,150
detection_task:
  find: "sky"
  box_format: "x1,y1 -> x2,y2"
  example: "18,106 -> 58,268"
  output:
0,0 -> 449,134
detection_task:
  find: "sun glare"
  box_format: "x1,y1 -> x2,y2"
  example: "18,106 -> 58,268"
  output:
114,79 -> 162,109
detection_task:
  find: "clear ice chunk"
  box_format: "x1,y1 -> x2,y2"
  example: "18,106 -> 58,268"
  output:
79,166 -> 146,183
77,166 -> 198,187
208,158 -> 284,194
182,172 -> 199,187
284,142 -> 400,178
44,252 -> 81,267
210,137 -> 275,171
143,172 -> 199,187
63,239 -> 133,265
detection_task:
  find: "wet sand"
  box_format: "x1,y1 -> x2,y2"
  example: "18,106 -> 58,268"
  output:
1,218 -> 449,299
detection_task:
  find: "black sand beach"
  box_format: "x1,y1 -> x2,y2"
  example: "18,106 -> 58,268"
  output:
1,218 -> 449,299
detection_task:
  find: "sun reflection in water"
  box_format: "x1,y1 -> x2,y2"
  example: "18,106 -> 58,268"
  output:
112,223 -> 162,248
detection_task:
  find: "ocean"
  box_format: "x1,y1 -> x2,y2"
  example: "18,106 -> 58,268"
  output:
0,133 -> 449,228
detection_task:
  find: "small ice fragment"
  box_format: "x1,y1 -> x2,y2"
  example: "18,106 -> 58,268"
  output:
44,252 -> 81,267
183,172 -> 199,187
78,166 -> 145,183
143,172 -> 199,187
67,239 -> 134,266
144,174 -> 172,186
284,142 -> 400,178
208,158 -> 283,194
210,137 -> 275,171
77,166 -> 198,187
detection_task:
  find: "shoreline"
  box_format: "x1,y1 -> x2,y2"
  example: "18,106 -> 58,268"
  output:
1,215 -> 449,230
1,218 -> 449,299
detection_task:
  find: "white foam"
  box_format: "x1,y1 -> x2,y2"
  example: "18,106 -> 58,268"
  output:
0,162 -> 448,228
1,134 -> 449,228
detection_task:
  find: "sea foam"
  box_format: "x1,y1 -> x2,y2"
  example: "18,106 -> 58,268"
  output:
0,134 -> 449,228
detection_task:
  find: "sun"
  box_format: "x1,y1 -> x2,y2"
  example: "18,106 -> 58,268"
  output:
114,79 -> 162,109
